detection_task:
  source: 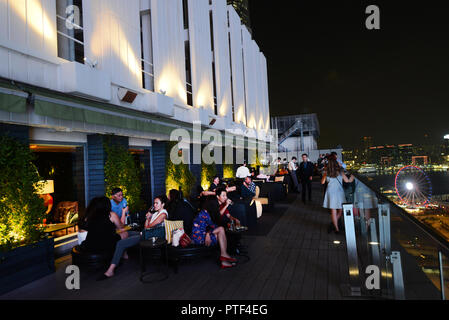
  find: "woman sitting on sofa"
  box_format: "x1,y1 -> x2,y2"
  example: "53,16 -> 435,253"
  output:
191,188 -> 237,269
144,195 -> 169,239
81,197 -> 140,281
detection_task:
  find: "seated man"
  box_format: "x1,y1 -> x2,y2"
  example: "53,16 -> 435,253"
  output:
200,176 -> 236,197
110,188 -> 129,225
241,176 -> 256,200
236,161 -> 251,179
240,176 -> 258,228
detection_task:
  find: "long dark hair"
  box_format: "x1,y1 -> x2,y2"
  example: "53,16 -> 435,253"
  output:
201,198 -> 220,225
326,159 -> 342,178
85,197 -> 111,221
167,189 -> 181,215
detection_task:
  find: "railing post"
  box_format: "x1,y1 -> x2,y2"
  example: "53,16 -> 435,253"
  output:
341,203 -> 361,296
378,203 -> 392,297
378,203 -> 391,256
439,251 -> 446,300
369,218 -> 381,269
390,251 -> 405,300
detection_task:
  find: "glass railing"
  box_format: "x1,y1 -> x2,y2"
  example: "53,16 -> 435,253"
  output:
339,174 -> 449,300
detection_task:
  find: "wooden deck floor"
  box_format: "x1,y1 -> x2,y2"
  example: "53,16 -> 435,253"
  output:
1,182 -> 438,300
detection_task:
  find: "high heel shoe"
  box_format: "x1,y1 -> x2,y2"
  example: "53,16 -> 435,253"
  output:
220,256 -> 237,263
220,262 -> 235,269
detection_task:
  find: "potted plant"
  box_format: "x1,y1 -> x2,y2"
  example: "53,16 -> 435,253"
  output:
0,136 -> 55,295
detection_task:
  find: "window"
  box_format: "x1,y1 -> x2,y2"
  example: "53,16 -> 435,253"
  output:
140,10 -> 154,91
56,0 -> 84,63
183,0 -> 193,106
185,41 -> 193,106
210,11 -> 218,115
182,0 -> 189,30
228,33 -> 235,122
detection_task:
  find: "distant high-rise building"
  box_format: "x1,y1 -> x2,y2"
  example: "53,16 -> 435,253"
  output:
227,0 -> 251,32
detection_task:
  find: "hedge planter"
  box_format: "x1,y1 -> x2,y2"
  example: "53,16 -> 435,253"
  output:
0,238 -> 55,296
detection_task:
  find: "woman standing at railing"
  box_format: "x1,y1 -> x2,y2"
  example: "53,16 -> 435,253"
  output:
322,159 -> 355,234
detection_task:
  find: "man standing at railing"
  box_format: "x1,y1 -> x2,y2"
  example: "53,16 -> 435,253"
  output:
299,154 -> 314,204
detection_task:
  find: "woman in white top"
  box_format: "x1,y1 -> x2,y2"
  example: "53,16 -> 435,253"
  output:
144,195 -> 169,239
321,158 -> 355,234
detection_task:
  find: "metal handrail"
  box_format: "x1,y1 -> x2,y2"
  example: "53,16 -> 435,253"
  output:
354,173 -> 449,258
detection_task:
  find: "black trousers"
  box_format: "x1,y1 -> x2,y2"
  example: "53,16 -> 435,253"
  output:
301,179 -> 312,201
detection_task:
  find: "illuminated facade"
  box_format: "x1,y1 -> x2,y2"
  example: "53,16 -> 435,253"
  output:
0,0 -> 271,205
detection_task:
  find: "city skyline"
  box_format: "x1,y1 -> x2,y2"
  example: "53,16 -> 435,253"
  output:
249,0 -> 449,149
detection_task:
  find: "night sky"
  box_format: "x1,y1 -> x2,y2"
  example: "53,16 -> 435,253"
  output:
249,0 -> 449,149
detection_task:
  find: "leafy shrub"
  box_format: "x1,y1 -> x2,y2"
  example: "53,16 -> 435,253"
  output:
223,164 -> 235,179
201,146 -> 218,190
166,142 -> 196,197
0,136 -> 45,251
104,142 -> 144,213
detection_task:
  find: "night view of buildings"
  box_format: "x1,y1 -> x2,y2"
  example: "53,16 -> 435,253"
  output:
342,135 -> 449,170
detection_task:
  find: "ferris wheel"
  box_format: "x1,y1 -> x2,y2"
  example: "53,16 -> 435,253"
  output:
395,165 -> 432,207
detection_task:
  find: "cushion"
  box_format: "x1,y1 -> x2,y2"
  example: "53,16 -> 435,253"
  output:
254,186 -> 260,199
275,176 -> 285,183
164,220 -> 184,244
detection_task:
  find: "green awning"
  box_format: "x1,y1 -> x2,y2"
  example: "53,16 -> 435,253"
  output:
0,92 -> 27,113
34,99 -> 176,136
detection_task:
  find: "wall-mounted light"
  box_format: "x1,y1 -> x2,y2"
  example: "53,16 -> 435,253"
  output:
118,87 -> 138,103
84,57 -> 98,68
160,89 -> 166,95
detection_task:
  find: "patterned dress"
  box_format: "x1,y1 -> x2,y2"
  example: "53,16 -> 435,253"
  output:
191,210 -> 218,246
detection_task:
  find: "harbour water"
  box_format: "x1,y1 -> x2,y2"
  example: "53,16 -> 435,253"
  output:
359,171 -> 449,197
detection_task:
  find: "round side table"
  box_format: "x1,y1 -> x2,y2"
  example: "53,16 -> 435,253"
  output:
139,238 -> 169,283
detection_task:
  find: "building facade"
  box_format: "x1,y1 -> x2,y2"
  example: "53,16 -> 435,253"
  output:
227,0 -> 251,31
0,0 -> 270,208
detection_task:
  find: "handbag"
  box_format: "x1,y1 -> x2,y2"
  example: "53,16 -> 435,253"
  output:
179,233 -> 192,248
143,224 -> 166,240
172,228 -> 185,247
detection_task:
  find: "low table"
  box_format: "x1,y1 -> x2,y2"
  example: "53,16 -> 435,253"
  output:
226,227 -> 250,263
139,238 -> 169,283
44,223 -> 77,236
